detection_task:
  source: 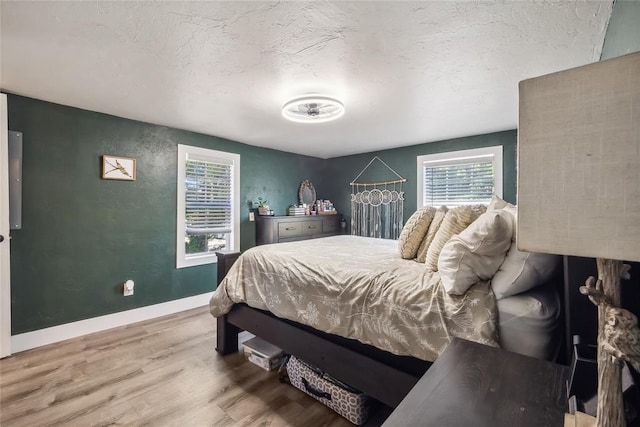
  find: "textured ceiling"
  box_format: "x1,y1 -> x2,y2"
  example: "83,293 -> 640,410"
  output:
0,1 -> 612,158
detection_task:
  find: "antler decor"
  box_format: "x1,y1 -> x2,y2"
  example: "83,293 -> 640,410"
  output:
579,260 -> 633,427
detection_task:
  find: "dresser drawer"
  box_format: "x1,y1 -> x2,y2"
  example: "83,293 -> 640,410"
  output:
303,221 -> 322,235
256,215 -> 343,245
322,216 -> 340,233
278,221 -> 303,238
279,235 -> 313,243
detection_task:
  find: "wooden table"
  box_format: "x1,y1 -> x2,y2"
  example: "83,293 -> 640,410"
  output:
382,338 -> 571,427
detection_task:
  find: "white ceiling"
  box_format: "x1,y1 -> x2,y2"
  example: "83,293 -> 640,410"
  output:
0,1 -> 612,159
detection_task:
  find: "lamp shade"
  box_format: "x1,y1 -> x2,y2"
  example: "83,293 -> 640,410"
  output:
517,52 -> 640,262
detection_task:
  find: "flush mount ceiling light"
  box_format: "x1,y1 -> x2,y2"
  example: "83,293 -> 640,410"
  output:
282,96 -> 345,123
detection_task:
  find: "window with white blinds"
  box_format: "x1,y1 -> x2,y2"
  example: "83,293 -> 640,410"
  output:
176,145 -> 240,268
417,146 -> 502,208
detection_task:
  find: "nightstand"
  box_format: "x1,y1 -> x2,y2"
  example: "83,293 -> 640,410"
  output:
383,338 -> 570,427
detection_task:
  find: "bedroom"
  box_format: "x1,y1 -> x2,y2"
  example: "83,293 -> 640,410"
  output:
1,1 -> 639,426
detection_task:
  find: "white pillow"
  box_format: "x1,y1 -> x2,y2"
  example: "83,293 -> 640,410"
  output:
489,205 -> 559,299
488,194 -> 508,210
438,209 -> 514,295
491,246 -> 560,299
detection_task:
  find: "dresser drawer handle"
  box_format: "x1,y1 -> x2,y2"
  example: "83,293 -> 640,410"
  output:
285,227 -> 297,231
308,225 -> 318,229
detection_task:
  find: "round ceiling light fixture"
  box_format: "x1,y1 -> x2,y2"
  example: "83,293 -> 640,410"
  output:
282,95 -> 345,123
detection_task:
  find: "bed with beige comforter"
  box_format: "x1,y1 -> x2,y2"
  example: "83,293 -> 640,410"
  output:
209,235 -> 498,362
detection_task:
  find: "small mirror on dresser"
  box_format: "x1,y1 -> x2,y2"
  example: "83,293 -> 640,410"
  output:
298,180 -> 316,206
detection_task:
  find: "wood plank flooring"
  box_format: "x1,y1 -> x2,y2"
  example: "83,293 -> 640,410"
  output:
0,306 -> 371,426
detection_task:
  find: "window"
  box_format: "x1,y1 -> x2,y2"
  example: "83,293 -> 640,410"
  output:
176,144 -> 240,268
417,146 -> 502,208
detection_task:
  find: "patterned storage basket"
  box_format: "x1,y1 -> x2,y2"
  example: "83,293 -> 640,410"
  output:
286,356 -> 370,425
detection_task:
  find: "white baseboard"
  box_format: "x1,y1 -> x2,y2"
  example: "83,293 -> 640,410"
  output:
11,292 -> 213,354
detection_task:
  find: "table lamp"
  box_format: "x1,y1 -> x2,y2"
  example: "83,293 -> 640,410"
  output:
518,51 -> 640,427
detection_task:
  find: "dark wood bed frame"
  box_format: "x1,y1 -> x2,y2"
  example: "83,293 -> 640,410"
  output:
214,250 -> 566,408
217,304 -> 430,408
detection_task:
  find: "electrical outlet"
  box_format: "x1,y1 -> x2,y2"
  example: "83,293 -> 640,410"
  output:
124,279 -> 134,296
249,212 -> 255,222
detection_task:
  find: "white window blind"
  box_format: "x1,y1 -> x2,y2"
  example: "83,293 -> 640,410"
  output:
177,145 -> 240,268
185,158 -> 232,236
417,146 -> 502,208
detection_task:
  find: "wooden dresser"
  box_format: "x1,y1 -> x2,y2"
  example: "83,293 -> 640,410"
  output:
255,215 -> 342,245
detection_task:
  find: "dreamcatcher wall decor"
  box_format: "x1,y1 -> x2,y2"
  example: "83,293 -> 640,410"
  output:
350,156 -> 406,239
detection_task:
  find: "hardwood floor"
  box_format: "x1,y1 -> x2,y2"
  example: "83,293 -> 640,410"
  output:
0,306 -> 365,426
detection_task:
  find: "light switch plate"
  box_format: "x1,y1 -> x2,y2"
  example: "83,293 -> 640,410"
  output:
249,212 -> 255,222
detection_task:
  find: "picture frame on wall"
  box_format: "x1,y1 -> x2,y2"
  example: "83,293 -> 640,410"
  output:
102,155 -> 136,181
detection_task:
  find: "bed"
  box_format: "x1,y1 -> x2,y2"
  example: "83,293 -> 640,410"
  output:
210,229 -> 563,407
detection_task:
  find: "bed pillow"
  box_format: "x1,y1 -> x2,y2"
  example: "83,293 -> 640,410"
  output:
397,207 -> 437,259
496,285 -> 561,360
490,206 -> 560,299
487,194 -> 515,210
416,206 -> 448,263
502,204 -> 518,239
491,246 -> 560,299
425,204 -> 487,271
438,209 -> 514,295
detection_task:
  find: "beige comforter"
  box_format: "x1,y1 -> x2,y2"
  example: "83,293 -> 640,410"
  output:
209,235 -> 498,361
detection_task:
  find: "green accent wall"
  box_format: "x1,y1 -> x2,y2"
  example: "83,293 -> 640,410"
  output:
600,0 -> 640,60
322,130 -> 517,226
7,95 -> 323,334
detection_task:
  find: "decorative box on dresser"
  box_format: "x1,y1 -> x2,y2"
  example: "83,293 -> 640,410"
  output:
255,214 -> 342,245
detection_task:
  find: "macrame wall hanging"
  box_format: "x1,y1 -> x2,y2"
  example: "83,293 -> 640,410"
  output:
350,156 -> 406,239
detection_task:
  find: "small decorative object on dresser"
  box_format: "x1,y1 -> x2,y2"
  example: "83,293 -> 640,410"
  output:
254,196 -> 270,215
316,199 -> 337,215
298,180 -> 316,206
287,205 -> 306,216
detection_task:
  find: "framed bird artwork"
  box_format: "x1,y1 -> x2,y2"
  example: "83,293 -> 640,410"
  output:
102,155 -> 136,181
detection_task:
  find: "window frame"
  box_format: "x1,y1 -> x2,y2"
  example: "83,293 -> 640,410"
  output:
416,145 -> 503,209
176,144 -> 240,268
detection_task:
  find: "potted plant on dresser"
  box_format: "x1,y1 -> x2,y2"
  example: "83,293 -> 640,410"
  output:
255,197 -> 270,215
